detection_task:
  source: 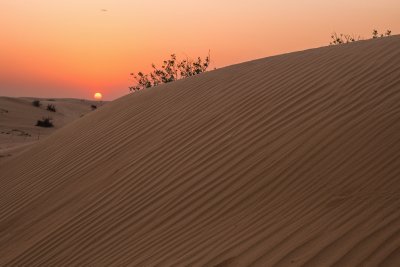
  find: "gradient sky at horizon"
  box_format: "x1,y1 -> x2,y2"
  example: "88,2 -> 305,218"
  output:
1,0 -> 399,100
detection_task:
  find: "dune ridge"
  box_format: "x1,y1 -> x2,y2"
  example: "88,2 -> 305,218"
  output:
1,36 -> 400,266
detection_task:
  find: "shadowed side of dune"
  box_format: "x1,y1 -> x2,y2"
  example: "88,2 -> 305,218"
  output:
0,36 -> 400,266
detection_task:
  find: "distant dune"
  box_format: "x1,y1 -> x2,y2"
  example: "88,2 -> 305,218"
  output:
0,97 -> 102,163
0,36 -> 399,266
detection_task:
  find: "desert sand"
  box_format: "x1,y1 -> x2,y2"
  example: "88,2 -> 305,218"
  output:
0,97 -> 102,164
0,36 -> 399,266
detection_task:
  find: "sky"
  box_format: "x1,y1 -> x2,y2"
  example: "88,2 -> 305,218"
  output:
0,0 -> 399,100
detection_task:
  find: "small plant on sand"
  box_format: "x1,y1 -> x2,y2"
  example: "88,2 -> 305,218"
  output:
46,104 -> 56,112
32,100 -> 41,107
36,117 -> 54,128
330,33 -> 362,45
129,52 -> 211,92
91,104 -> 97,110
330,29 -> 392,45
372,29 -> 391,38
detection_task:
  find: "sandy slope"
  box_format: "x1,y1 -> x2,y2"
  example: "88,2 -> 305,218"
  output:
1,36 -> 400,266
0,97 -> 102,163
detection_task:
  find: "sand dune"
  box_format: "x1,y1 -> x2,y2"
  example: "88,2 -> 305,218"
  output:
1,36 -> 400,266
0,97 -> 102,163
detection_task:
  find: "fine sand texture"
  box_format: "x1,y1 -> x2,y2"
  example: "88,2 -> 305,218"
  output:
0,36 -> 400,266
0,97 -> 102,164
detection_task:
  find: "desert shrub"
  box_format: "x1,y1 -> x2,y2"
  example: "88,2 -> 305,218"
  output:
32,100 -> 41,107
330,33 -> 362,45
91,105 -> 97,110
372,29 -> 391,38
130,52 -> 211,92
47,104 -> 56,112
330,29 -> 392,45
36,117 -> 54,128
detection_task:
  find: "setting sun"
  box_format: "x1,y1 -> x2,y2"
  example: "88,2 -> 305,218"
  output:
94,92 -> 103,100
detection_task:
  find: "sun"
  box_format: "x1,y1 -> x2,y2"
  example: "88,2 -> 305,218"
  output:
94,92 -> 103,100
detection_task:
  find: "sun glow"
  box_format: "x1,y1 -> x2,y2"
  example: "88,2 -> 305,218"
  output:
94,92 -> 103,100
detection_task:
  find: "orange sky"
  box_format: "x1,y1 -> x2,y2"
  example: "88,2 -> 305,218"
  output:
0,0 -> 399,100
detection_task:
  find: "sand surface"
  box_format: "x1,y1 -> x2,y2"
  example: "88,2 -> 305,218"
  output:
0,97 -> 102,164
0,36 -> 400,266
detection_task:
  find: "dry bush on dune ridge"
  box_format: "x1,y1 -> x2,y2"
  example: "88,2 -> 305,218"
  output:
129,29 -> 392,91
330,29 -> 392,45
129,52 -> 211,92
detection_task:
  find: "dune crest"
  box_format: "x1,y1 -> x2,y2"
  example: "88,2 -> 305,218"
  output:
1,36 -> 400,266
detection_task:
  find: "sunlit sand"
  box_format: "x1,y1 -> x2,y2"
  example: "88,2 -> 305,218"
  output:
1,36 -> 399,266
